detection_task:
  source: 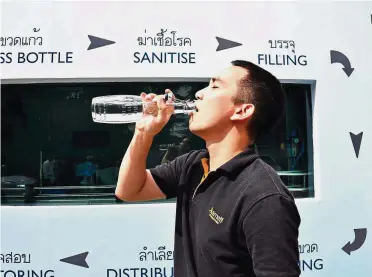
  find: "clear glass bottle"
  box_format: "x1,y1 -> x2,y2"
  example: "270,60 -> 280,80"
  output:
91,92 -> 196,124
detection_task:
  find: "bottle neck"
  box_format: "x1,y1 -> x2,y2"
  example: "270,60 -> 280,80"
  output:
173,100 -> 195,114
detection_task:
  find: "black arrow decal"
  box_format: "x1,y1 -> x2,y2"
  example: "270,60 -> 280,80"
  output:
87,35 -> 115,50
60,251 -> 89,268
342,228 -> 367,255
330,50 -> 354,77
350,132 -> 363,158
216,37 -> 242,51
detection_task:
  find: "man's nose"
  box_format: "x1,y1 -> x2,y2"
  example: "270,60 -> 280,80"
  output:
195,89 -> 203,100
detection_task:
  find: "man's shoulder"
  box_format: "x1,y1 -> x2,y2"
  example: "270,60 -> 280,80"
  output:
236,158 -> 300,225
239,157 -> 295,201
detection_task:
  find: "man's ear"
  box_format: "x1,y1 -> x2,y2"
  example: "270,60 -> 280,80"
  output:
230,104 -> 255,121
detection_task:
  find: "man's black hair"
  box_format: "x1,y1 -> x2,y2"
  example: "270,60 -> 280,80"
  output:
231,60 -> 286,141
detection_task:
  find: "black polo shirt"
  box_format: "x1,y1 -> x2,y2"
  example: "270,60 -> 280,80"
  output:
150,145 -> 301,277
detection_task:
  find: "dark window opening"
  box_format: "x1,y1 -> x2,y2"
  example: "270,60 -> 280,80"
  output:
1,80 -> 314,206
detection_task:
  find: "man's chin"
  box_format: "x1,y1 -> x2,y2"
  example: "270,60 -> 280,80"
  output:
188,122 -> 197,133
189,123 -> 203,137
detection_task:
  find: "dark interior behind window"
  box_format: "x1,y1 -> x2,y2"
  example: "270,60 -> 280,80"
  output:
1,80 -> 314,205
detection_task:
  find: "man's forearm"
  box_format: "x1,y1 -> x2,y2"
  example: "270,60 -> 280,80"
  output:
115,130 -> 154,200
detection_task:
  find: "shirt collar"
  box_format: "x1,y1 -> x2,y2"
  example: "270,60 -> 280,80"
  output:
193,144 -> 259,175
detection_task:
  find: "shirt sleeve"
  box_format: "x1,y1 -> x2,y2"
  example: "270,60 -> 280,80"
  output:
241,194 -> 301,277
149,150 -> 197,199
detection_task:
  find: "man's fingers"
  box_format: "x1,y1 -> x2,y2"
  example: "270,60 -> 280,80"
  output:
164,89 -> 175,104
157,105 -> 174,123
141,92 -> 174,121
153,93 -> 173,121
155,95 -> 167,110
140,92 -> 145,101
159,101 -> 174,116
145,93 -> 157,101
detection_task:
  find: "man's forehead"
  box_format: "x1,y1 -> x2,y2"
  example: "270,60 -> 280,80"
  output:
211,66 -> 247,85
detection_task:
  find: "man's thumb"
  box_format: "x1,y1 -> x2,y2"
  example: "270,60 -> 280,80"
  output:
158,105 -> 173,122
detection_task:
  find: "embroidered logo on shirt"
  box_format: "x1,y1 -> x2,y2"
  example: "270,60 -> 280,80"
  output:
209,207 -> 224,224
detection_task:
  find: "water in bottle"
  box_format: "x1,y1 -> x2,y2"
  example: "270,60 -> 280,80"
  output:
91,92 -> 196,124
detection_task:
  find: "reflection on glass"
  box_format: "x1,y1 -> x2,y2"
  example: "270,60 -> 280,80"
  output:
1,81 -> 314,206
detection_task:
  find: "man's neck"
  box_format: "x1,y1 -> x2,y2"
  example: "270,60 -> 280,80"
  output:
205,133 -> 252,172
